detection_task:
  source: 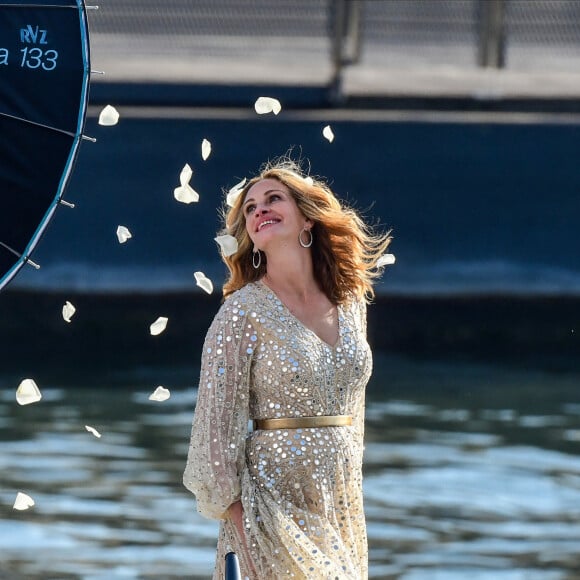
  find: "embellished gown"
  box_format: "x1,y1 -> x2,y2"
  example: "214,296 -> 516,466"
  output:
183,281 -> 372,579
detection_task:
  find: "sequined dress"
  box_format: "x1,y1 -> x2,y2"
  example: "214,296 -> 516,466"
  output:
183,280 -> 372,579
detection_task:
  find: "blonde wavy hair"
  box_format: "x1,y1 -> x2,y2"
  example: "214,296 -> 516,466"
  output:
220,157 -> 392,304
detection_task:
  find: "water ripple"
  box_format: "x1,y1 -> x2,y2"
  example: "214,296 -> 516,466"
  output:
1,376 -> 579,578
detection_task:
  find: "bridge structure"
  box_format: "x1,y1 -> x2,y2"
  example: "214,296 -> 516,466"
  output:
88,0 -> 580,110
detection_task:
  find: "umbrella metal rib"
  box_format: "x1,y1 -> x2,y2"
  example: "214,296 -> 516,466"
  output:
0,242 -> 40,269
1,4 -> 79,8
0,110 -> 79,139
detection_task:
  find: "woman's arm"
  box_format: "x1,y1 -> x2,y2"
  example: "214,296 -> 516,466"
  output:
183,297 -> 255,519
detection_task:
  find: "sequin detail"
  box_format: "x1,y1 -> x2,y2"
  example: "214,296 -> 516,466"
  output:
184,281 -> 372,579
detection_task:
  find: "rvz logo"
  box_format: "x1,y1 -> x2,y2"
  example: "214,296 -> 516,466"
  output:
20,25 -> 48,44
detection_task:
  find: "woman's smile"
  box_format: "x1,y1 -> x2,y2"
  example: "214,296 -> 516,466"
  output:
256,217 -> 280,232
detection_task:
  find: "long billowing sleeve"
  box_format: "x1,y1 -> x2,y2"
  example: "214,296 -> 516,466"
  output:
183,294 -> 256,520
352,299 -> 370,458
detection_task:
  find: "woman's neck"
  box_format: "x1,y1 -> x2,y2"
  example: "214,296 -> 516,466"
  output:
262,252 -> 317,303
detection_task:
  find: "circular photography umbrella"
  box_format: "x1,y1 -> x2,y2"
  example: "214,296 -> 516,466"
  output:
0,0 -> 91,291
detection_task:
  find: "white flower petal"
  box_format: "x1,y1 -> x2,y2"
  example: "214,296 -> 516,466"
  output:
16,379 -> 42,406
174,184 -> 200,204
149,386 -> 171,402
62,301 -> 76,323
194,271 -> 214,294
377,253 -> 396,268
98,105 -> 120,126
201,139 -> 212,161
150,316 -> 168,336
85,425 -> 102,438
254,96 -> 281,115
304,176 -> 314,186
226,178 -> 247,207
214,234 -> 239,257
322,125 -> 335,143
179,163 -> 193,186
13,492 -> 35,511
116,225 -> 132,244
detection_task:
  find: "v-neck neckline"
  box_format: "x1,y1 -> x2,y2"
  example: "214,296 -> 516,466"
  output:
257,279 -> 342,350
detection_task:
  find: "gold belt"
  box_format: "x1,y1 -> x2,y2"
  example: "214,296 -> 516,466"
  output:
254,415 -> 352,430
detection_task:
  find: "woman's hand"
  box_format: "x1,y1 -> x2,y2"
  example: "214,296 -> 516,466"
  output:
228,500 -> 258,577
228,500 -> 246,542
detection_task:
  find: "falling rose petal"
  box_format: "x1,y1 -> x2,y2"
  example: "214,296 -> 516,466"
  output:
174,184 -> 200,204
201,139 -> 212,160
194,271 -> 213,294
98,104 -> 120,126
150,316 -> 168,336
254,96 -> 282,115
226,178 -> 247,207
322,125 -> 335,143
13,492 -> 35,511
16,379 -> 42,406
179,163 -> 193,186
62,301 -> 76,323
85,425 -> 102,438
377,253 -> 396,268
214,234 -> 239,257
149,386 -> 171,402
116,225 -> 132,244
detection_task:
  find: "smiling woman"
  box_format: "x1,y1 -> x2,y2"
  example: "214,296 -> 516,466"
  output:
221,157 -> 391,304
183,156 -> 392,579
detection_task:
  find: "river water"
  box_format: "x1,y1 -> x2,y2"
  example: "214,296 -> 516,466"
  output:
2,356 -> 579,579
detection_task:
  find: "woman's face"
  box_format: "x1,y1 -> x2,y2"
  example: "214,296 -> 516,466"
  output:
243,178 -> 310,251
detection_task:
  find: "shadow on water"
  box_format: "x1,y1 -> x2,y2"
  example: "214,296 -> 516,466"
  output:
0,290 -> 579,385
1,354 -> 579,579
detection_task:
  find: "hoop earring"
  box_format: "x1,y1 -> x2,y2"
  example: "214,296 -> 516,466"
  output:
252,250 -> 261,269
299,228 -> 313,248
